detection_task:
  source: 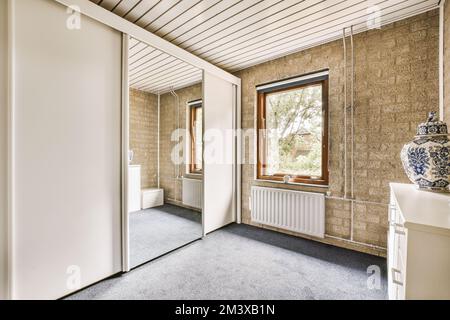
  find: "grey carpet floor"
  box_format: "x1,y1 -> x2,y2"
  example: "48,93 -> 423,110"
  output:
130,204 -> 202,268
68,223 -> 387,300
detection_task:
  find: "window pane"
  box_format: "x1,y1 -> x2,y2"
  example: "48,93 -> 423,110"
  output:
265,84 -> 322,178
194,107 -> 203,170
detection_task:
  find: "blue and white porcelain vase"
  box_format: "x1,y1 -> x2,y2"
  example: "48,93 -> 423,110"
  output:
400,112 -> 450,192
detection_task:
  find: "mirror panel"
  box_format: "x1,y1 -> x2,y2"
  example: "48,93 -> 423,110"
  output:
128,38 -> 203,268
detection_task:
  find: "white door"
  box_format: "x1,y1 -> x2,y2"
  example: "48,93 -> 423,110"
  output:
203,72 -> 236,234
12,0 -> 122,299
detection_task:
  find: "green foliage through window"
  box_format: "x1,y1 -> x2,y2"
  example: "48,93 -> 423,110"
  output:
265,84 -> 323,177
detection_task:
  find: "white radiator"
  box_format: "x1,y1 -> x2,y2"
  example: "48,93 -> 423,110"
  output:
182,178 -> 203,210
251,186 -> 325,238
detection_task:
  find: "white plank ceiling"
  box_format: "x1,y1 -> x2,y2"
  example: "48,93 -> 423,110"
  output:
129,37 -> 202,94
96,0 -> 439,92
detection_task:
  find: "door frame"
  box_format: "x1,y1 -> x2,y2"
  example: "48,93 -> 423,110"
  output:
6,0 -> 15,300
121,34 -> 130,272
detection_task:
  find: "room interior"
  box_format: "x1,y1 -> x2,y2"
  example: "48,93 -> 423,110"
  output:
0,0 -> 449,301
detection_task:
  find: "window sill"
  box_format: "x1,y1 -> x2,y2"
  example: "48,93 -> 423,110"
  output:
185,173 -> 203,180
254,178 -> 329,189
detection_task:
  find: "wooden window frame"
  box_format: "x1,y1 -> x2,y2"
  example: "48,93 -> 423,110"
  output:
256,78 -> 329,186
189,103 -> 203,174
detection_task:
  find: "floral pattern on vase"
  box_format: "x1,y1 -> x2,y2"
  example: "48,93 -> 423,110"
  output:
401,112 -> 450,192
407,147 -> 429,176
430,146 -> 449,178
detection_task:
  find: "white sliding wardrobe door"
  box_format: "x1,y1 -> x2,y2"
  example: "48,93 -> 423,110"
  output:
0,0 -> 8,301
203,72 -> 235,234
12,0 -> 122,299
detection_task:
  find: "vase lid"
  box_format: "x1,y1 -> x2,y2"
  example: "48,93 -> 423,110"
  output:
416,111 -> 448,136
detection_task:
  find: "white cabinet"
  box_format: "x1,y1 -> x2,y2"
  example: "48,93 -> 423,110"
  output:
128,165 -> 141,213
141,188 -> 164,209
388,183 -> 450,300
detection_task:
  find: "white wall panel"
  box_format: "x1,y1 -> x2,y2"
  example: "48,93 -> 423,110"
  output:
203,71 -> 235,234
12,0 -> 122,299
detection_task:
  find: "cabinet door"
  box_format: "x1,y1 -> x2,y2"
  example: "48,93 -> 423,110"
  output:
396,250 -> 406,300
388,197 -> 407,300
13,0 -> 122,299
387,197 -> 398,299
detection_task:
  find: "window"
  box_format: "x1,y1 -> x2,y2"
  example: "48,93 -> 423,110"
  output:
257,73 -> 329,185
189,102 -> 203,174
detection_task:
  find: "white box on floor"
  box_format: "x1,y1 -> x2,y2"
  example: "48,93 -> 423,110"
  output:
141,188 -> 164,209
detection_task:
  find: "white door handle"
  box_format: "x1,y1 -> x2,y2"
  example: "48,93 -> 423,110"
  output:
389,204 -> 396,221
391,268 -> 404,286
393,223 -> 406,235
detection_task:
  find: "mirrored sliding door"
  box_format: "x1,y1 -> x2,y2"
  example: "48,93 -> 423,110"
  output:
126,37 -> 203,269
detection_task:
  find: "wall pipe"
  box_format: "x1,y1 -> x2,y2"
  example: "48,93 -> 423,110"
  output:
342,26 -> 356,201
343,26 -> 357,240
325,234 -> 387,251
342,28 -> 348,200
170,87 -> 181,202
157,92 -> 161,189
350,25 -> 355,200
326,195 -> 388,207
440,0 -> 446,121
350,26 -> 356,241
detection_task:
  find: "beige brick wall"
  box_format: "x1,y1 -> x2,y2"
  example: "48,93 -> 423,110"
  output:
160,84 -> 202,205
235,11 -> 439,256
129,88 -> 158,188
445,1 -> 450,122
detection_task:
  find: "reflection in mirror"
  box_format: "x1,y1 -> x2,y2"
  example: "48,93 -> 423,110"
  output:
127,37 -> 203,269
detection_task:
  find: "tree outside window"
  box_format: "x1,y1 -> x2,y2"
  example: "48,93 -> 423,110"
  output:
257,76 -> 328,185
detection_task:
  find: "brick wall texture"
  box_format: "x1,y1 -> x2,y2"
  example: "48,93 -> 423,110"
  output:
159,83 -> 202,205
234,11 -> 439,256
445,2 -> 450,122
129,88 -> 158,188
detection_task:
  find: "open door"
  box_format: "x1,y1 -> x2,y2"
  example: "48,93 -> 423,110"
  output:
203,72 -> 236,235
